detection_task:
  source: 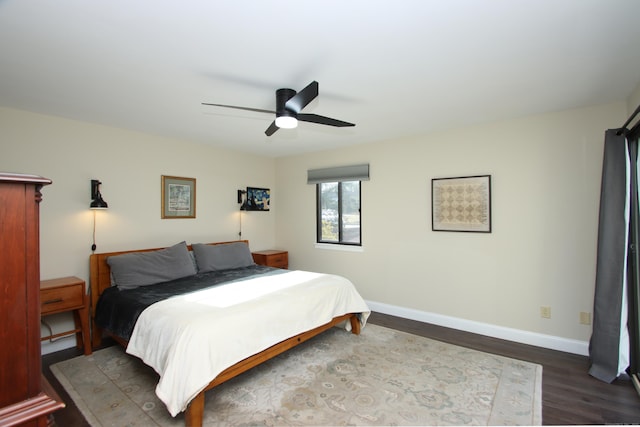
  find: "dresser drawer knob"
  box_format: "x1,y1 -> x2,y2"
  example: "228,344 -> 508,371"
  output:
43,298 -> 63,305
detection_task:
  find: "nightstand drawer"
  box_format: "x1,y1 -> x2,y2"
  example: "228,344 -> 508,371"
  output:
267,253 -> 288,267
40,281 -> 84,315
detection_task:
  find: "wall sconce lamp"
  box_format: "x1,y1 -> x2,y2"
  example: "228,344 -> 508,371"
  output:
90,179 -> 108,209
90,179 -> 108,252
237,189 -> 247,211
237,189 -> 247,239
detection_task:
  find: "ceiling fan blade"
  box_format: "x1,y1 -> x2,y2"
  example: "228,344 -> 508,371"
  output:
298,113 -> 355,128
285,81 -> 318,113
265,120 -> 279,136
202,103 -> 275,115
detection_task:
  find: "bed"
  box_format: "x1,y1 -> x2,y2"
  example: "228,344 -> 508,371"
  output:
89,240 -> 370,427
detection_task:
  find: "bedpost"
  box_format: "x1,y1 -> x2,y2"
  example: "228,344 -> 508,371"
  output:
350,313 -> 361,335
184,391 -> 204,427
89,254 -> 102,349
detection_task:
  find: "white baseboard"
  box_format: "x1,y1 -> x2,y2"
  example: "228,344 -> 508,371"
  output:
366,300 -> 589,356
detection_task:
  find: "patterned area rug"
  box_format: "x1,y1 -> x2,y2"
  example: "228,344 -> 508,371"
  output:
51,324 -> 542,426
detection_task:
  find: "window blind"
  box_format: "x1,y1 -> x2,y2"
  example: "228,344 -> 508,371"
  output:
307,164 -> 369,184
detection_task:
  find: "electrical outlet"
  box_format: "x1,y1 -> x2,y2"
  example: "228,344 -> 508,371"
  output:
580,311 -> 592,325
540,306 -> 551,319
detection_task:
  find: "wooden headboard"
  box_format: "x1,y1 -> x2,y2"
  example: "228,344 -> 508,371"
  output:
89,240 -> 249,348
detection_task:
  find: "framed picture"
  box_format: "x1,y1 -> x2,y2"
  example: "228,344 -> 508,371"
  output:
244,187 -> 270,211
161,175 -> 196,218
432,175 -> 491,232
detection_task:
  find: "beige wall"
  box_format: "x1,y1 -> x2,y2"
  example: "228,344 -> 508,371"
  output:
0,107 -> 277,353
1,100 -> 631,354
275,101 -> 628,351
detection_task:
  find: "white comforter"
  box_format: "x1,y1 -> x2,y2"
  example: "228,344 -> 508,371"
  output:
126,270 -> 370,416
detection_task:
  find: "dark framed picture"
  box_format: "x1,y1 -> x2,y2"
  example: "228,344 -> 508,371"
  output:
161,175 -> 196,218
245,187 -> 270,211
432,175 -> 491,232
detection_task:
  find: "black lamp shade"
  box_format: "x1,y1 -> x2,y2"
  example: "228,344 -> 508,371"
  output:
90,196 -> 108,209
238,189 -> 247,210
90,179 -> 108,209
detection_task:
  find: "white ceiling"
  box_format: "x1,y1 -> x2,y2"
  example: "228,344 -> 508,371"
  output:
1,0 -> 639,158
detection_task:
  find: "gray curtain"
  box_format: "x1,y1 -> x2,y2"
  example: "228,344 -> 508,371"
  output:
589,129 -> 631,383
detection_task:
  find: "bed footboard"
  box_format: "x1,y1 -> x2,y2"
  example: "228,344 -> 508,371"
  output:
183,312 -> 361,427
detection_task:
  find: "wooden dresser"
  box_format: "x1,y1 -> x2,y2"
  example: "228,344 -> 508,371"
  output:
0,173 -> 64,427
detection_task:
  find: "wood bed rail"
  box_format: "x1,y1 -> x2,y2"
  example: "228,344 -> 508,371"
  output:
184,312 -> 361,427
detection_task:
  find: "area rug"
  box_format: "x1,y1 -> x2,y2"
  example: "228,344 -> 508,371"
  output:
51,324 -> 542,426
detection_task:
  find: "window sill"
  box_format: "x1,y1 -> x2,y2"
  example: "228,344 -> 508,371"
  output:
314,243 -> 364,253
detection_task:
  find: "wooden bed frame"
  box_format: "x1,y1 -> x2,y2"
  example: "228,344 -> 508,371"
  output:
89,240 -> 361,427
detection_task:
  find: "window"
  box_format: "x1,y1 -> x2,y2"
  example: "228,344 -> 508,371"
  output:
317,180 -> 361,245
308,164 -> 368,247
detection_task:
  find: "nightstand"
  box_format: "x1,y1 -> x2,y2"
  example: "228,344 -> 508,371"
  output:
252,250 -> 288,269
40,276 -> 92,355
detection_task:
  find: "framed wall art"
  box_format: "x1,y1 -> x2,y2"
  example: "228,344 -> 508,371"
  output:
431,175 -> 491,232
244,187 -> 270,211
161,175 -> 196,218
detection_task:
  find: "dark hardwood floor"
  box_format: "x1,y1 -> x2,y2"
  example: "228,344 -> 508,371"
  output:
42,312 -> 640,425
370,312 -> 640,425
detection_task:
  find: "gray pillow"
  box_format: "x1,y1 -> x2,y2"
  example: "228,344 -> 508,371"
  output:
107,241 -> 197,290
192,242 -> 255,273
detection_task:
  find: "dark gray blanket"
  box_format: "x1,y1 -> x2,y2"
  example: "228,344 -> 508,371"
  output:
95,265 -> 285,341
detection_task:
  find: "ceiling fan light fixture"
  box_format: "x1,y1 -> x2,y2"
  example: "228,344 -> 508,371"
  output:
275,115 -> 298,129
203,81 -> 354,137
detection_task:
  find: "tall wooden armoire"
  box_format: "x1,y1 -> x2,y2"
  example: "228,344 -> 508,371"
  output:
0,173 -> 64,426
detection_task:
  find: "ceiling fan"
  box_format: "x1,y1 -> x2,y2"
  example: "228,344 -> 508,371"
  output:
202,81 -> 355,136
